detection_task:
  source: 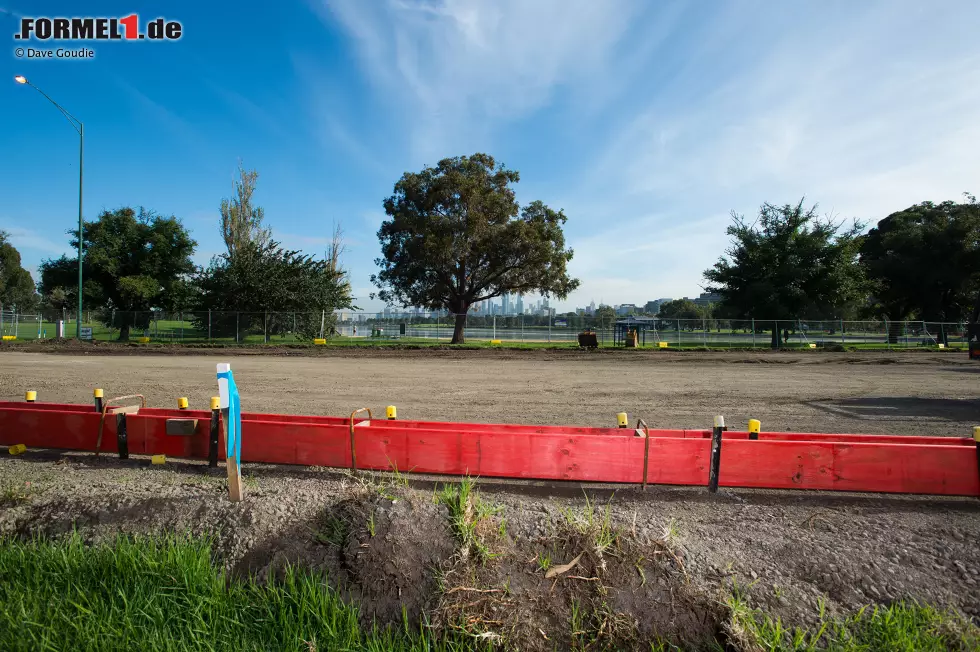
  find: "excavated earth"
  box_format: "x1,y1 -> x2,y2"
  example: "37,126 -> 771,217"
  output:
1,348 -> 979,649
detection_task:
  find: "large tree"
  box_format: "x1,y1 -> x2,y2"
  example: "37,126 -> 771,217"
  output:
39,207 -> 196,340
0,231 -> 37,310
704,200 -> 865,348
860,195 -> 980,327
195,239 -> 356,341
220,161 -> 271,257
658,298 -> 707,321
372,154 -> 579,344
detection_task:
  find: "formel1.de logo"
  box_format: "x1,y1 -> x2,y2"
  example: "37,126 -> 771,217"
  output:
15,15 -> 183,41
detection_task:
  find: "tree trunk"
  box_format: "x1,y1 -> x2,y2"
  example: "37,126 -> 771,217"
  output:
451,311 -> 467,344
118,324 -> 131,342
770,325 -> 780,349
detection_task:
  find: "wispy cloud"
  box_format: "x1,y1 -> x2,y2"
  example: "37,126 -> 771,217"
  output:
317,0 -> 980,309
319,0 -> 642,161
0,224 -> 71,257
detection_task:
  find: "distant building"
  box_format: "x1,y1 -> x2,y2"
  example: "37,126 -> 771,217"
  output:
615,303 -> 638,316
693,292 -> 722,307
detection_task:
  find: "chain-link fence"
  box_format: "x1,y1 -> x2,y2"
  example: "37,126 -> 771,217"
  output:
0,308 -> 970,349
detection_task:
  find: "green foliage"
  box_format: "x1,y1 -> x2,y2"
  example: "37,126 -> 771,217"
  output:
0,533 -> 475,652
38,207 -> 196,340
0,231 -> 37,309
860,195 -> 980,323
219,162 -> 271,257
704,200 -> 866,347
194,240 -> 355,340
657,298 -> 709,321
593,305 -> 616,325
372,153 -> 579,343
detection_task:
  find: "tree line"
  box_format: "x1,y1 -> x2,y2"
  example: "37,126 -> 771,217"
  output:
4,151 -> 978,347
703,196 -> 980,347
33,163 -> 355,340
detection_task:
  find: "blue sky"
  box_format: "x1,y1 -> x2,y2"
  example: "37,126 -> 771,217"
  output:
2,1 -> 979,312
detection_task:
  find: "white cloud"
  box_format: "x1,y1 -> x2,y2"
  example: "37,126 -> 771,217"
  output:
0,224 -> 70,257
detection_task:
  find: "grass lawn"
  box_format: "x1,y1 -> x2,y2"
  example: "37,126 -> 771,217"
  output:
0,533 -> 469,652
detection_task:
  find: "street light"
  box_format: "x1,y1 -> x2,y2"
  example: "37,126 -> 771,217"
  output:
14,75 -> 84,340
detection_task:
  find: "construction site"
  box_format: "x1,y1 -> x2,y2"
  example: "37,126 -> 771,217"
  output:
2,346 -> 980,650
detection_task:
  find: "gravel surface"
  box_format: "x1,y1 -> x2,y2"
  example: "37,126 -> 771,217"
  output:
2,348 -> 980,648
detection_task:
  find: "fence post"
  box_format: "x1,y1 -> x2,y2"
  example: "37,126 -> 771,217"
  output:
208,310 -> 212,342
493,314 -> 496,340
521,314 -> 524,342
236,312 -> 239,344
841,319 -> 845,346
676,320 -> 681,349
548,311 -> 551,343
264,311 -> 268,343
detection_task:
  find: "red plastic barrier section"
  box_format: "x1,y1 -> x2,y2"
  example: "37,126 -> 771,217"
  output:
1,401 -> 977,496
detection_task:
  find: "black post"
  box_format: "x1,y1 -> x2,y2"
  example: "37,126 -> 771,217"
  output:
116,413 -> 129,459
708,415 -> 724,493
208,397 -> 220,468
94,389 -> 103,413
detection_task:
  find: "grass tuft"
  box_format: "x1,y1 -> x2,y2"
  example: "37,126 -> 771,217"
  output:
726,588 -> 980,651
435,477 -> 501,564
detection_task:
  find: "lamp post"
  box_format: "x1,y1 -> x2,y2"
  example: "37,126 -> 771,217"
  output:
14,75 -> 84,340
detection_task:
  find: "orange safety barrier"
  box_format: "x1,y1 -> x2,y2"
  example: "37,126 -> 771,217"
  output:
0,401 -> 977,497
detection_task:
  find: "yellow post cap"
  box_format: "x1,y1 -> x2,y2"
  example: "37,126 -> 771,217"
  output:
974,426 -> 980,443
748,419 -> 761,434
386,405 -> 397,419
25,391 -> 36,402
94,388 -> 104,398
616,412 -> 628,427
210,396 -> 220,410
8,444 -> 26,455
177,397 -> 189,409
151,454 -> 166,465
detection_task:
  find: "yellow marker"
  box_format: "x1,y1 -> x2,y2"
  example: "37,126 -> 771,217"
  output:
210,396 -> 220,411
617,412 -> 628,428
2,335 -> 17,341
938,343 -> 945,349
748,419 -> 761,434
8,444 -> 26,455
313,338 -> 327,345
658,341 -> 668,348
808,343 -> 816,349
25,391 -> 36,403
177,397 -> 189,410
973,426 -> 980,443
491,339 -> 502,345
94,388 -> 104,398
151,454 -> 166,465
137,336 -> 150,343
386,405 -> 397,420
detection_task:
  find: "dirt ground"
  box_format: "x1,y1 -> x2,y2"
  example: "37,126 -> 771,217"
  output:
2,349 -> 980,649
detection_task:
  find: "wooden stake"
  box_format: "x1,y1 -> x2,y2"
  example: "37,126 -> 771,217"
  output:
221,408 -> 243,502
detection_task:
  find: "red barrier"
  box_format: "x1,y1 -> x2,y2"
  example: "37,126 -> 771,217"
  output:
0,402 -> 976,496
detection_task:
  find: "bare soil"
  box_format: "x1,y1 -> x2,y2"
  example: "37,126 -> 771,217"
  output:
2,349 -> 980,649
